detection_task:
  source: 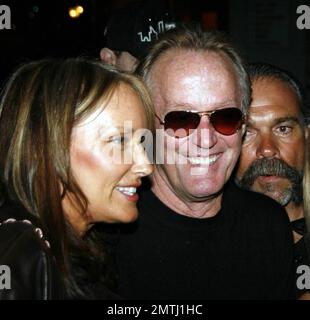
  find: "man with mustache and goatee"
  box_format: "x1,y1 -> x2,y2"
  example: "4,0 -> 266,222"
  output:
235,63 -> 310,298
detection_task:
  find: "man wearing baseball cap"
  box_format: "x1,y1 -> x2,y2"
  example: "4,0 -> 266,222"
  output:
100,0 -> 176,72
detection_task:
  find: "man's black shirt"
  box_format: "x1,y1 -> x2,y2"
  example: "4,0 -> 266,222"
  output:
116,182 -> 295,299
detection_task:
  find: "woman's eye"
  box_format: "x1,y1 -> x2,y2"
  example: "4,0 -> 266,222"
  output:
109,135 -> 126,145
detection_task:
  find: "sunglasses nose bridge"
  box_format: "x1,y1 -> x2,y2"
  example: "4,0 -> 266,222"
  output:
196,112 -> 214,129
198,111 -> 212,118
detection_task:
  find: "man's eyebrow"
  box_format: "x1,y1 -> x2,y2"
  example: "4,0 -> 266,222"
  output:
165,100 -> 239,111
246,116 -> 301,127
273,116 -> 300,125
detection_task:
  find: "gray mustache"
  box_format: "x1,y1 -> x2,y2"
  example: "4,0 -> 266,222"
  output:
239,158 -> 302,189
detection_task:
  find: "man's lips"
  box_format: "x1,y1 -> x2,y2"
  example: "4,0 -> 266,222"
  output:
256,175 -> 284,183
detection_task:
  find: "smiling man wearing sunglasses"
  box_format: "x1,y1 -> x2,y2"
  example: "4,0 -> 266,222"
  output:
115,26 -> 295,299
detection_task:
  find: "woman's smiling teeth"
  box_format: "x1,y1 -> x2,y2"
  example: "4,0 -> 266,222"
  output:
116,186 -> 137,196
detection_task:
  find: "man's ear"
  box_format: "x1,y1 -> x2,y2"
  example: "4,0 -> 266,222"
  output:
305,123 -> 310,140
241,123 -> 247,136
100,48 -> 117,66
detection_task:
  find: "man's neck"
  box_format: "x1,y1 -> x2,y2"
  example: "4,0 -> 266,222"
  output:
285,201 -> 304,222
151,167 -> 222,219
286,202 -> 305,243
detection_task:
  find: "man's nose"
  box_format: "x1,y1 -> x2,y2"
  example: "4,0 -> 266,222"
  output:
192,115 -> 218,149
256,133 -> 280,159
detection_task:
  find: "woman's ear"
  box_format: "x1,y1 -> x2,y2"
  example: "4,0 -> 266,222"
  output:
100,48 -> 117,66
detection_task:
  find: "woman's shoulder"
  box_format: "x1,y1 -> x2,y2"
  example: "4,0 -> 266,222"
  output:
0,217 -> 51,255
0,200 -> 39,222
0,202 -> 65,299
0,200 -> 51,265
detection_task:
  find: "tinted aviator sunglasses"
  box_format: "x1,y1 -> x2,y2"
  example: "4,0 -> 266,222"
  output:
156,107 -> 245,138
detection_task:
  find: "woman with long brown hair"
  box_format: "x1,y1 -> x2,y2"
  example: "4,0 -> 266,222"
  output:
0,58 -> 154,299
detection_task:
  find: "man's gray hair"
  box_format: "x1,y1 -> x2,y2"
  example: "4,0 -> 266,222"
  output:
136,25 -> 251,114
248,63 -> 309,125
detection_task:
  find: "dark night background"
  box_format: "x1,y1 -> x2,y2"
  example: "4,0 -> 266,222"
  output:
0,0 -> 309,99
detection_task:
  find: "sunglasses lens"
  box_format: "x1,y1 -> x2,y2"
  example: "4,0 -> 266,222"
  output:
164,111 -> 200,138
211,108 -> 243,135
162,108 -> 243,137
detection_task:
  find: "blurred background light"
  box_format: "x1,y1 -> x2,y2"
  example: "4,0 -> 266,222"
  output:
76,5 -> 84,14
68,5 -> 84,19
68,8 -> 78,18
32,5 -> 39,13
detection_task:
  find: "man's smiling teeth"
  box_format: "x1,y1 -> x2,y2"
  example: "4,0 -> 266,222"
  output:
116,187 -> 137,196
188,155 -> 219,165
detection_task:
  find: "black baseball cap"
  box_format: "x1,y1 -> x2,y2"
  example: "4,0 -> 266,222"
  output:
104,1 -> 176,60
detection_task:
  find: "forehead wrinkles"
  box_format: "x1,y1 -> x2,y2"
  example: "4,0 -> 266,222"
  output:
148,49 -> 240,112
250,78 -> 303,118
252,79 -> 294,103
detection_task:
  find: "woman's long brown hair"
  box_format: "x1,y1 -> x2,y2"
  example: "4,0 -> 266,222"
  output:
0,58 -> 154,296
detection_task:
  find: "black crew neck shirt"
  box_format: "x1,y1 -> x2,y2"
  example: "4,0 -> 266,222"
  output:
116,182 -> 295,299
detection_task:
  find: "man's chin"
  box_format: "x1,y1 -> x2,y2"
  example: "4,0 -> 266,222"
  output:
251,185 -> 291,206
183,183 -> 224,200
264,191 -> 290,206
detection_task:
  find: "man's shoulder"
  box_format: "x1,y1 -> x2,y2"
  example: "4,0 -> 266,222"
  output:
224,182 -> 289,225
